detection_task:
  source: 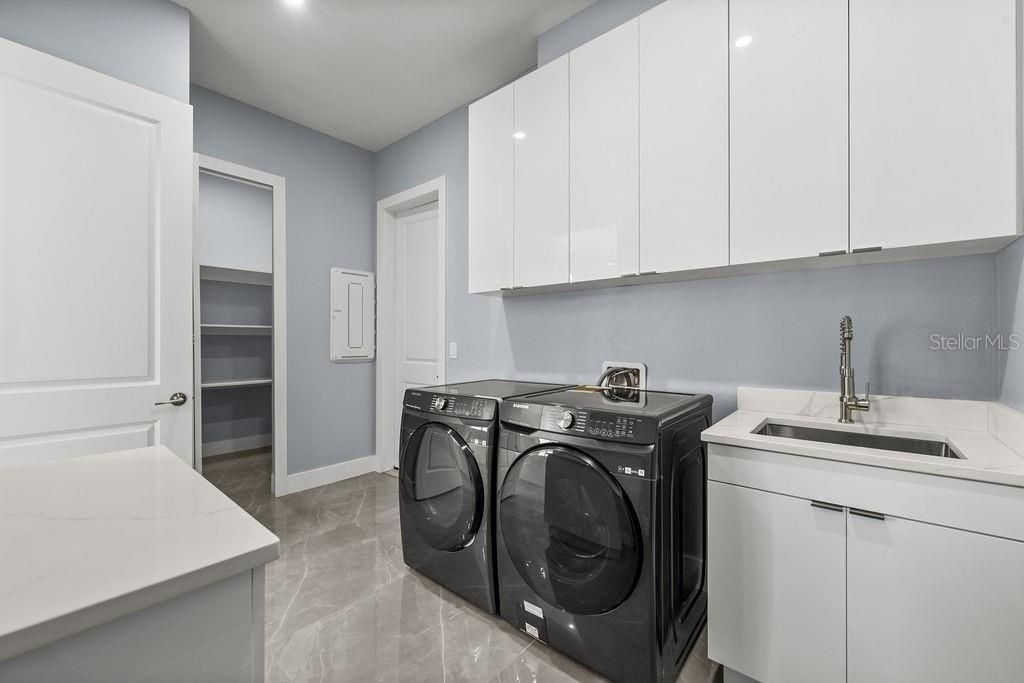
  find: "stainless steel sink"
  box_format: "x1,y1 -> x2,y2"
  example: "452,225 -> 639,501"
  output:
755,422 -> 962,459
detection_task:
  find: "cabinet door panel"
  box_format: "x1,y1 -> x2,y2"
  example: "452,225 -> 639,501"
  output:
730,0 -> 848,264
639,0 -> 728,274
514,55 -> 569,288
850,0 -> 1018,250
848,514 -> 1024,683
468,84 -> 513,293
570,19 -> 640,282
708,482 -> 845,683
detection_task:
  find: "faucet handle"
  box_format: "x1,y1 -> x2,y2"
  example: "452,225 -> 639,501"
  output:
865,380 -> 870,401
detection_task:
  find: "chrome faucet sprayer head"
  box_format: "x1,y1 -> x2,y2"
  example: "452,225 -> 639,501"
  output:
840,315 -> 853,340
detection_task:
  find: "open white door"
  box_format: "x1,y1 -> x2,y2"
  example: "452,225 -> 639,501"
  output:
0,39 -> 194,465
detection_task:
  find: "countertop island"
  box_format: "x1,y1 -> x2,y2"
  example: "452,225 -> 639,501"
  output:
0,445 -> 279,682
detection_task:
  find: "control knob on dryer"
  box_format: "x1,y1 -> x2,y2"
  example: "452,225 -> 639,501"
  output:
435,397 -> 447,411
558,410 -> 575,430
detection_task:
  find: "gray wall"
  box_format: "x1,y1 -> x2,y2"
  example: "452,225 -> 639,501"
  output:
0,0 -> 190,102
374,0 -> 1003,421
193,86 -> 376,473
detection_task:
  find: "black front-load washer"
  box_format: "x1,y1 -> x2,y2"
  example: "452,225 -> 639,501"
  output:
398,379 -> 573,614
495,386 -> 713,683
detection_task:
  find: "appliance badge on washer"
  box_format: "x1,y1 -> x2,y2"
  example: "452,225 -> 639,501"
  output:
617,465 -> 646,478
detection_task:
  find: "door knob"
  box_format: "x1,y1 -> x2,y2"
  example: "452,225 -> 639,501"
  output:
155,392 -> 188,407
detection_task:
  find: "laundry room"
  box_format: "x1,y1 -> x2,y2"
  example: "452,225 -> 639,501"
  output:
1,0 -> 1023,681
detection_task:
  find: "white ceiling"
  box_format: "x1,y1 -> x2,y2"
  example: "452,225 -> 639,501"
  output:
175,0 -> 594,151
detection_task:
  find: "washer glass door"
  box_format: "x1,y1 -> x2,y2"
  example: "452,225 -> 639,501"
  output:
400,423 -> 483,551
499,445 -> 641,615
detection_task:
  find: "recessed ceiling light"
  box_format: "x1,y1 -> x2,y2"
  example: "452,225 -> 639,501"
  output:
281,0 -> 305,9
735,35 -> 753,48
513,131 -> 526,140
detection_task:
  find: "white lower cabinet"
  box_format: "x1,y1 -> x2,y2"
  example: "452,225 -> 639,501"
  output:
708,482 -> 846,683
847,514 -> 1024,683
709,449 -> 1024,683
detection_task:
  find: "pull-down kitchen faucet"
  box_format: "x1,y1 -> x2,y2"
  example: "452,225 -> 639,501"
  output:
839,315 -> 870,423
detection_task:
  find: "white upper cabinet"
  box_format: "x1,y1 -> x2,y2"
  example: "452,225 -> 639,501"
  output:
730,0 -> 849,264
514,55 -> 570,288
639,0 -> 728,274
570,19 -> 640,282
468,83 -> 514,293
850,0 -> 1019,251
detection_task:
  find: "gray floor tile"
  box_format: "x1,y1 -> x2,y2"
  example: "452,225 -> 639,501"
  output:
208,452 -> 722,683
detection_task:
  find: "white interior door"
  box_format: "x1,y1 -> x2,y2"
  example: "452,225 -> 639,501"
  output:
393,202 -> 445,467
0,38 -> 194,466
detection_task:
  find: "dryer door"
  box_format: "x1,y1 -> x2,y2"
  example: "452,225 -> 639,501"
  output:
400,423 -> 483,551
499,445 -> 642,615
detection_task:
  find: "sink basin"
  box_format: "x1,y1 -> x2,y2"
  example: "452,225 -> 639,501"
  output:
755,422 -> 962,459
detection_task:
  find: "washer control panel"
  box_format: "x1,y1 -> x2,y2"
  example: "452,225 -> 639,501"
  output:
502,403 -> 655,444
404,390 -> 496,420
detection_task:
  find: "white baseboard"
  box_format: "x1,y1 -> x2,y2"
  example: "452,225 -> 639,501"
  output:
284,455 -> 378,495
202,434 -> 272,458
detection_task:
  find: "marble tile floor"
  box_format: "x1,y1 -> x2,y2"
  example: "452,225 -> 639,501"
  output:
204,450 -> 723,683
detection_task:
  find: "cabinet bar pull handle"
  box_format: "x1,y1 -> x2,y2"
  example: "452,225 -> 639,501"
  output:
810,500 -> 844,513
851,246 -> 883,254
818,249 -> 847,257
849,507 -> 886,520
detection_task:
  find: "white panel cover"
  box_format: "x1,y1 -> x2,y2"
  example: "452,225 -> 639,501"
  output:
330,268 -> 375,362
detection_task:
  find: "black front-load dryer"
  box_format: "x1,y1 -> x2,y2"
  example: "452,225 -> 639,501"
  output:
495,387 -> 713,683
398,379 -> 572,614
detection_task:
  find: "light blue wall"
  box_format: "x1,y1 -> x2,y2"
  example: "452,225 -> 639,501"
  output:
0,0 -> 190,102
537,0 -> 665,66
193,86 -> 376,473
374,0 -> 1002,421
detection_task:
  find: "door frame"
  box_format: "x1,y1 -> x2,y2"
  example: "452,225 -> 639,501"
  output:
375,176 -> 448,473
192,154 -> 289,497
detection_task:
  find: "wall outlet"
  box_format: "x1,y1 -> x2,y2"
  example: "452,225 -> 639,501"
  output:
448,342 -> 458,360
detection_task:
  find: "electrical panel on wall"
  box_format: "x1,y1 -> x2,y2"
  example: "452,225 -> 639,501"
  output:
330,268 -> 375,362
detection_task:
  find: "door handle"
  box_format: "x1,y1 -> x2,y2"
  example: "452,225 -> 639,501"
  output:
849,507 -> 886,521
155,392 -> 188,407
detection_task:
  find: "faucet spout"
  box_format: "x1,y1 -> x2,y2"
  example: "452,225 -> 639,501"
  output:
839,315 -> 870,423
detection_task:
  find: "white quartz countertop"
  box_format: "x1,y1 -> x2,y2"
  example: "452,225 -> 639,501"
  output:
0,446 -> 279,661
702,387 -> 1024,489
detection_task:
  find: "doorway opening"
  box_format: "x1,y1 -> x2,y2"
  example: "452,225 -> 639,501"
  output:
193,154 -> 288,497
375,177 -> 448,474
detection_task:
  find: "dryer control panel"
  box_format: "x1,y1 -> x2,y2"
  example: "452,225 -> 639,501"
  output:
404,390 -> 496,420
503,402 -> 656,444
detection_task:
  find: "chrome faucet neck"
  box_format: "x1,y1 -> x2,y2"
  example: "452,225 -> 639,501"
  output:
839,315 -> 870,423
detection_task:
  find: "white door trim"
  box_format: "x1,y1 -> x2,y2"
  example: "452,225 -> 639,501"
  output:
192,154 -> 289,496
375,176 -> 448,473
